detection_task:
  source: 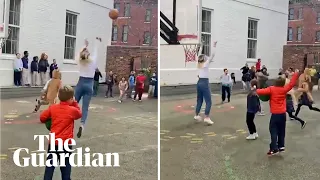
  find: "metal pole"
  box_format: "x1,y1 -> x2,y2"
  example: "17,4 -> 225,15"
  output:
173,0 -> 176,26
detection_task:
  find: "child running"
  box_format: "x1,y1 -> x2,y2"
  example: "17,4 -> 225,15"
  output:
118,77 -> 128,103
133,71 -> 146,102
285,75 -> 306,129
40,85 -> 82,180
255,69 -> 299,156
245,79 -> 260,140
295,76 -> 320,116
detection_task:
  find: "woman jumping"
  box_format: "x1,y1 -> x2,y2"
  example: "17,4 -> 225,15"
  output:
194,41 -> 217,125
75,37 -> 101,138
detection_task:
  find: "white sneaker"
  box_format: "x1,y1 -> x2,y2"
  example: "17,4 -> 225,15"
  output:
118,100 -> 122,103
257,112 -> 265,116
246,134 -> 256,140
194,115 -> 202,122
253,132 -> 259,138
204,118 -> 214,125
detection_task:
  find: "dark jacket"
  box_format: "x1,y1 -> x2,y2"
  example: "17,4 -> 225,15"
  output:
38,59 -> 49,72
240,66 -> 249,75
106,75 -> 114,86
49,63 -> 58,78
94,71 -> 102,81
30,60 -> 38,72
22,57 -> 29,69
149,76 -> 157,86
247,90 -> 260,113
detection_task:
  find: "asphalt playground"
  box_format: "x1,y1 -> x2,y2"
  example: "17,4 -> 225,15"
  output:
0,95 -> 158,180
160,92 -> 320,180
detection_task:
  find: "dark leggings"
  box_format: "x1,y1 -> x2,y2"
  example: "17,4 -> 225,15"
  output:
287,112 -> 304,124
246,112 -> 256,134
295,104 -> 320,116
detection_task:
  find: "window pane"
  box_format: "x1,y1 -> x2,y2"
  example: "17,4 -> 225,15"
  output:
114,3 -> 120,12
201,33 -> 211,56
124,3 -> 130,17
247,39 -> 257,58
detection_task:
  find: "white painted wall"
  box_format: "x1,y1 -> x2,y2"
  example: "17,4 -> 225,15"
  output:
0,0 -> 113,87
160,0 -> 289,86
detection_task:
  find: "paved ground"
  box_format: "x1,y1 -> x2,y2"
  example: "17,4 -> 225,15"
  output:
160,92 -> 320,180
0,95 -> 158,180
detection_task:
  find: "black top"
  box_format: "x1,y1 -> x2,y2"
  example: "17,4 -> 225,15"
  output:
94,71 -> 102,81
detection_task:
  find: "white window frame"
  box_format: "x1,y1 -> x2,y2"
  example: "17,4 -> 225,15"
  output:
63,10 -> 78,64
297,27 -> 302,41
112,25 -> 118,42
122,25 -> 128,43
2,0 -> 21,55
288,27 -> 293,41
247,18 -> 258,59
201,8 -> 213,56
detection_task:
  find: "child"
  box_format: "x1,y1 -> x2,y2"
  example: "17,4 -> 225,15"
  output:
246,79 -> 260,140
256,69 -> 299,156
33,78 -> 52,113
133,71 -> 146,102
40,85 -> 82,180
295,76 -> 320,117
46,69 -> 62,105
93,68 -> 102,96
285,76 -> 306,129
118,77 -> 128,103
220,68 -> 232,103
128,71 -> 135,98
148,72 -> 157,97
30,56 -> 39,86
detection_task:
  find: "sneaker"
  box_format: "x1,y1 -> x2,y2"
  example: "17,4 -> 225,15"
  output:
139,100 -> 142,102
290,118 -> 294,120
279,147 -> 285,153
257,112 -> 265,116
267,149 -> 279,156
301,121 -> 307,129
228,99 -> 230,103
253,132 -> 259,138
118,100 -> 122,103
194,115 -> 202,122
77,126 -> 83,138
133,99 -> 136,102
105,96 -> 108,98
204,118 -> 214,125
246,134 -> 256,140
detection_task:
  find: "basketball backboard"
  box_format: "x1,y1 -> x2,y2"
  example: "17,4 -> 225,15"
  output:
160,0 -> 201,44
0,0 -> 9,38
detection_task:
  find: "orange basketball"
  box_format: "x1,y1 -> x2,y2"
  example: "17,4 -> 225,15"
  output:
109,9 -> 119,20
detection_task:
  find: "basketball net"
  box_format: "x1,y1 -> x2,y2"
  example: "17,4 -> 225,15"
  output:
178,35 -> 201,66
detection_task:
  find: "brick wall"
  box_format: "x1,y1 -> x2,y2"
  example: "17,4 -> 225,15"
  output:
106,45 -> 158,81
283,44 -> 320,70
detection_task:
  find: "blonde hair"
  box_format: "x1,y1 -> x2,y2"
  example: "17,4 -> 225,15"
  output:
197,54 -> 206,69
58,85 -> 74,102
79,47 -> 92,63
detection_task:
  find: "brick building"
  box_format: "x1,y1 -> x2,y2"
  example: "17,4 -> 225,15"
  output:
111,0 -> 158,46
284,0 -> 320,71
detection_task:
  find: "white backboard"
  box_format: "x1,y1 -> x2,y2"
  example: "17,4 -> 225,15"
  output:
0,0 -> 9,38
160,0 -> 201,44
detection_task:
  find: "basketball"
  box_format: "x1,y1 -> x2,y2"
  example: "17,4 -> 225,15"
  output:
45,118 -> 52,131
109,9 -> 119,20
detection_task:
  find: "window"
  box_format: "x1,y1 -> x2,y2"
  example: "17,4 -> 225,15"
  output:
112,25 -> 118,41
2,0 -> 21,55
122,25 -> 128,42
288,28 -> 293,41
143,31 -> 151,44
114,3 -> 120,12
247,18 -> 258,59
124,3 -> 130,17
64,11 -> 78,60
145,9 -> 151,22
298,8 -> 303,19
316,31 -> 320,41
297,27 -> 302,41
317,12 -> 320,23
201,9 -> 212,56
289,8 -> 294,20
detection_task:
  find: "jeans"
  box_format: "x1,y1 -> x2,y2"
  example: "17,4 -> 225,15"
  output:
195,78 -> 212,116
13,71 -> 21,86
93,80 -> 99,95
128,85 -> 135,98
269,113 -> 286,151
75,77 -> 94,126
106,84 -> 113,97
43,144 -> 72,180
246,112 -> 256,134
221,85 -> 231,102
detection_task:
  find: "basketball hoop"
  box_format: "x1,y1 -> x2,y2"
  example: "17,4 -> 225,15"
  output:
0,24 -> 11,50
178,34 -> 201,66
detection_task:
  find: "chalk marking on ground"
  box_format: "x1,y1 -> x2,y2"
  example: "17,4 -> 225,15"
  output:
224,156 -> 240,180
4,115 -> 19,118
222,135 -> 232,138
160,130 -> 170,133
236,129 -> 245,132
160,133 -> 166,135
8,147 -> 20,150
190,141 -> 203,144
160,138 -> 169,141
227,136 -> 238,140
204,132 -> 216,135
164,136 -> 175,139
186,133 -> 196,136
191,138 -> 203,141
180,136 -> 192,138
207,134 -> 217,137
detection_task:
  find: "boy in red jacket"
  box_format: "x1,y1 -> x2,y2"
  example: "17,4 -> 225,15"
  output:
256,69 -> 299,156
40,85 -> 82,180
133,71 -> 146,102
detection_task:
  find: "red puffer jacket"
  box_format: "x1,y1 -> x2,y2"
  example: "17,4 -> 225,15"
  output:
256,72 -> 299,114
40,101 -> 82,144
